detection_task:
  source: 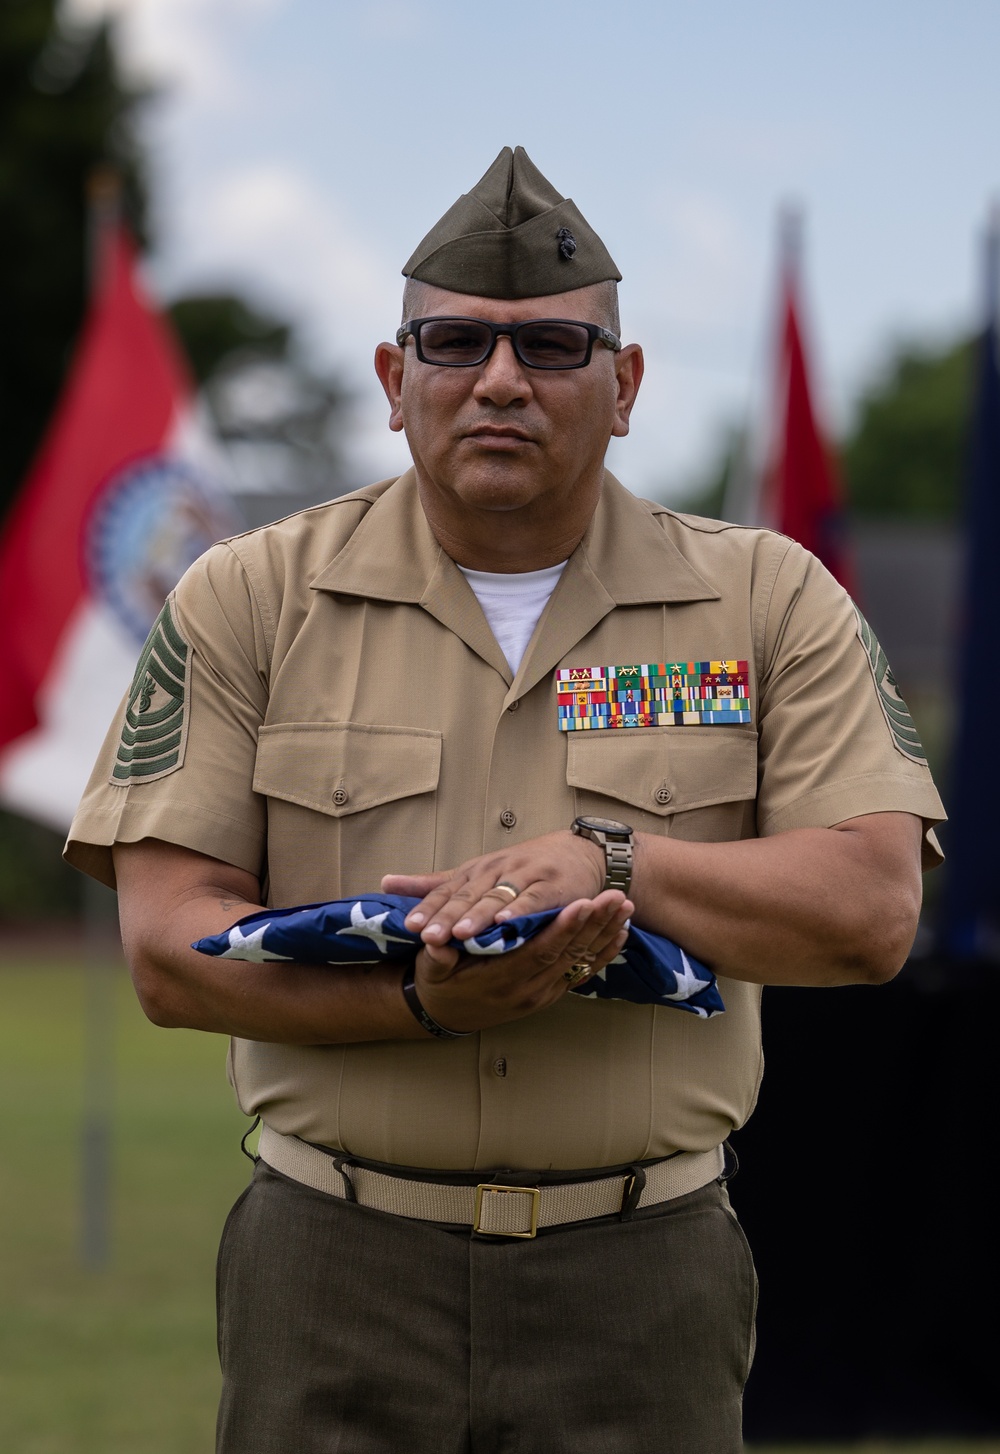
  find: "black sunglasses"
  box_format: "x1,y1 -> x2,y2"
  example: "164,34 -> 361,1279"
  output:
395,316 -> 622,370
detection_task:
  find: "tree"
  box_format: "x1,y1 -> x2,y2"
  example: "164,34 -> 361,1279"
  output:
671,424 -> 745,519
0,1 -> 149,923
841,335 -> 971,521
673,333 -> 973,523
0,0 -> 148,524
168,294 -> 291,384
168,293 -> 352,502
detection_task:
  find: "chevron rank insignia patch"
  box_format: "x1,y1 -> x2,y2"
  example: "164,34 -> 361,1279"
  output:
556,661 -> 751,730
111,599 -> 192,784
854,607 -> 926,764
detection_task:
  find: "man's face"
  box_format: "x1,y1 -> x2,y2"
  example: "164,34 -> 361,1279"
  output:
375,284 -> 643,519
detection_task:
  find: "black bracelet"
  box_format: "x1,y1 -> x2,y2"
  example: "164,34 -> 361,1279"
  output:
401,963 -> 472,1039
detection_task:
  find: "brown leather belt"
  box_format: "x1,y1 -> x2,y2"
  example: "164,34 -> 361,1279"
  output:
258,1124 -> 725,1239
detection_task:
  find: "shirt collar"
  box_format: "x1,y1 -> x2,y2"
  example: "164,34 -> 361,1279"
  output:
309,468 -> 718,608
309,468 -> 719,690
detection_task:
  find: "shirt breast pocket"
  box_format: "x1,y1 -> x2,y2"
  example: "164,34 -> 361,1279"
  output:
566,729 -> 758,841
252,722 -> 441,902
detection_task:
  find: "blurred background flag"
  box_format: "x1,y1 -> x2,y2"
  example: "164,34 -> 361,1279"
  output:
727,210 -> 856,595
937,210 -> 1000,960
0,176 -> 238,834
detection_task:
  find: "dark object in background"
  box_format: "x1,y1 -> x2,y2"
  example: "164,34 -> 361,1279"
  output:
0,808 -> 80,922
735,961 -> 999,1442
0,0 -> 148,523
937,227 -> 1000,959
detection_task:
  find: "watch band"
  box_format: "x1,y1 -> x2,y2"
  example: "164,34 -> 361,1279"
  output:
401,963 -> 472,1040
571,817 -> 634,897
603,841 -> 633,895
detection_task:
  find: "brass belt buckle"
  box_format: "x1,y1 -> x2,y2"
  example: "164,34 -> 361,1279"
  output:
473,1183 -> 540,1238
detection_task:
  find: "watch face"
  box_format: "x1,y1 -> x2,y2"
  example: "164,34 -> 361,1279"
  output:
576,815 -> 633,837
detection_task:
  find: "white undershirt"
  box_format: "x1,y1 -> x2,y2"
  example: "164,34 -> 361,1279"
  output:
458,561 -> 569,675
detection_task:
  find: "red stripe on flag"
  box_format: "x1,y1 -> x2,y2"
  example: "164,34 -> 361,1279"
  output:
764,261 -> 856,595
0,226 -> 191,754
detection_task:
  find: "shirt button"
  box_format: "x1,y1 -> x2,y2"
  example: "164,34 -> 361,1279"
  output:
500,809 -> 517,830
332,786 -> 350,806
507,700 -> 520,712
654,786 -> 672,805
493,1056 -> 507,1078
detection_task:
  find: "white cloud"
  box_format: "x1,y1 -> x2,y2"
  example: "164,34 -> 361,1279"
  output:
63,0 -> 286,103
639,190 -> 755,336
170,163 -> 394,346
154,161 -> 412,481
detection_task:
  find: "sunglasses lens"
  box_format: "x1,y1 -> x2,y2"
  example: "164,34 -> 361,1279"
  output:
417,320 -> 492,365
516,322 -> 591,367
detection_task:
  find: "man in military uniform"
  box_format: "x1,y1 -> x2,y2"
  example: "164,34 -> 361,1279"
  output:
66,148 -> 945,1453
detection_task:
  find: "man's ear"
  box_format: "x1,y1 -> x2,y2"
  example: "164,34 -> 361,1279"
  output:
374,342 -> 406,433
611,343 -> 644,439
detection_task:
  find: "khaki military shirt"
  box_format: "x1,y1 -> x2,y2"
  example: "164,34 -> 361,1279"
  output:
67,471 -> 946,1171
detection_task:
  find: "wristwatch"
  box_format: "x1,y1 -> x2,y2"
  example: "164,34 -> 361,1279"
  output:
571,815 -> 634,896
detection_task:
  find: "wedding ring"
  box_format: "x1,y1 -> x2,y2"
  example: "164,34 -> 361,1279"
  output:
487,882 -> 519,903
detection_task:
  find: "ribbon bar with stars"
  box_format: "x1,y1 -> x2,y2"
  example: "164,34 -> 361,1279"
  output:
556,661 -> 752,730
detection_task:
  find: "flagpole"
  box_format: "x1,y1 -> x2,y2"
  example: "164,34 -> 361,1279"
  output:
79,166 -> 121,1269
722,201 -> 802,526
81,874 -> 118,1266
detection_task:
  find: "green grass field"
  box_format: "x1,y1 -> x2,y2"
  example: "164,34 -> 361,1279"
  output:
0,961 -> 248,1454
1,959 -> 998,1454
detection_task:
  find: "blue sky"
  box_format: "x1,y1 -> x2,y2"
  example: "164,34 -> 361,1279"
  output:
72,0 -> 1000,497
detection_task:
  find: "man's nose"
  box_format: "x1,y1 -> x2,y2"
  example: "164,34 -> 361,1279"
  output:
472,336 -> 533,406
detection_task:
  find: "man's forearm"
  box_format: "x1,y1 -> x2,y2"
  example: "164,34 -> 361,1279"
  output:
629,815 -> 924,987
125,898 -> 427,1042
114,841 -> 632,1042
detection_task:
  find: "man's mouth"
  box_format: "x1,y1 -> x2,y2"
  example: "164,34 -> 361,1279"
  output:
464,425 -> 535,447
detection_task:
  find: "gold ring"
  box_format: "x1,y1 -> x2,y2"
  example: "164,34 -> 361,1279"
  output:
488,882 -> 519,903
564,964 -> 593,987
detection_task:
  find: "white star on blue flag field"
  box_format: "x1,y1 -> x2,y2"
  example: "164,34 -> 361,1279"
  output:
194,894 -> 725,1018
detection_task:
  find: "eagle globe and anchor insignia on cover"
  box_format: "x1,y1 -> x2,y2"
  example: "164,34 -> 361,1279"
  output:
86,452 -> 239,785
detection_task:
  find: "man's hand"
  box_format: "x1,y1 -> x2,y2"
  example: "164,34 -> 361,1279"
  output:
113,839 -> 630,1044
412,890 -> 633,1034
381,830 -> 607,946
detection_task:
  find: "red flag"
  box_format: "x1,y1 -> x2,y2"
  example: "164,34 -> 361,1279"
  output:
0,223 -> 236,830
763,251 -> 856,593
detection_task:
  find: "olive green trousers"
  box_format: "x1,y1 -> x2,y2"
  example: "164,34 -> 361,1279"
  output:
216,1159 -> 757,1454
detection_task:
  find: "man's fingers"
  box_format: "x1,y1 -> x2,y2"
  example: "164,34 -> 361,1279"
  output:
382,871 -> 451,897
577,899 -> 634,962
449,879 -> 544,939
410,893 -> 634,1035
390,831 -> 611,943
416,942 -> 461,983
489,880 -> 550,923
413,872 -> 537,942
517,894 -> 628,975
537,895 -> 632,980
406,876 -> 481,934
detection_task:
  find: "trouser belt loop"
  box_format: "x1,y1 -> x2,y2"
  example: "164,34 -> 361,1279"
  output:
720,1139 -> 739,1184
240,1115 -> 261,1165
331,1154 -> 358,1203
619,1164 -> 647,1221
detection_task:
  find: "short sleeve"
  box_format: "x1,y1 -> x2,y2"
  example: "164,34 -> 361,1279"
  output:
64,543 -> 271,889
754,540 -> 946,869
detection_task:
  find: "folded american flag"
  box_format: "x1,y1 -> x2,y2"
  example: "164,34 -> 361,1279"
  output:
193,895 -> 724,1018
